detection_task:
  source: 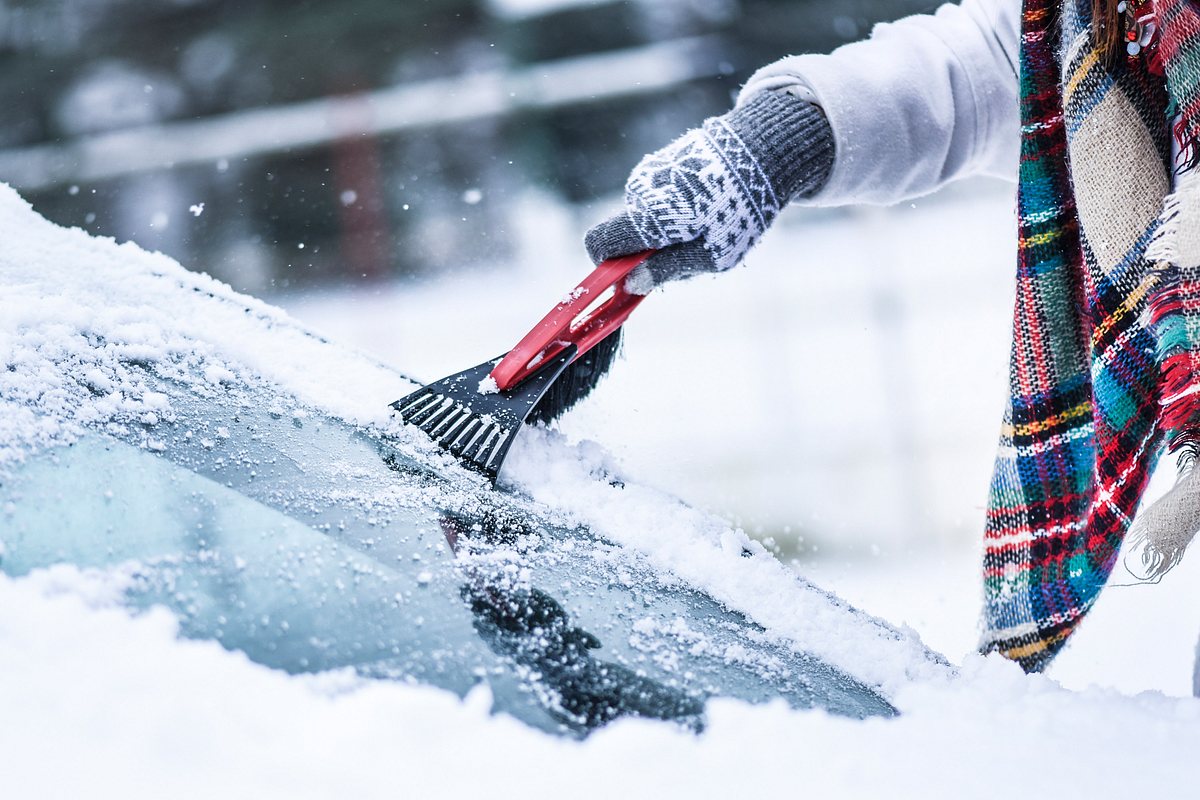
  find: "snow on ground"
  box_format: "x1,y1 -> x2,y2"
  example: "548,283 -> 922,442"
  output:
4,179 -> 1200,797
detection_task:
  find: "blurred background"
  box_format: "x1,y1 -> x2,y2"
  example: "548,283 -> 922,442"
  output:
0,0 -> 943,290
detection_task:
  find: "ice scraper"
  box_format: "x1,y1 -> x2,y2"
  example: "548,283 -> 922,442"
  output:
390,250 -> 653,481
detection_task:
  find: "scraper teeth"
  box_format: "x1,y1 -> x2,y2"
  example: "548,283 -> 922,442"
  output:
389,345 -> 582,481
448,418 -> 485,457
395,391 -> 439,421
458,423 -> 490,461
429,406 -> 470,440
408,396 -> 451,427
471,425 -> 508,468
480,433 -> 510,472
421,401 -> 463,436
462,423 -> 498,462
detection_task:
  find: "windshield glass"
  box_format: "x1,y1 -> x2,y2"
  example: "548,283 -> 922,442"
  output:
1,372 -> 894,734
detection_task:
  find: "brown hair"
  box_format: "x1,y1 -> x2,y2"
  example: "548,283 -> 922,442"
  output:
1093,0 -> 1123,66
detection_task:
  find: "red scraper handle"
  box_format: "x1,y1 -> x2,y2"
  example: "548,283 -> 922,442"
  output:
489,250 -> 655,392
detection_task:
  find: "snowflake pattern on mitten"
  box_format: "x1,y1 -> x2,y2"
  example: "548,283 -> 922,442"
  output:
624,116 -> 781,273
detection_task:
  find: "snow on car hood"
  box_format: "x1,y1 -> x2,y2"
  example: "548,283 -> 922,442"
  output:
0,181 -> 945,695
0,185 -> 410,466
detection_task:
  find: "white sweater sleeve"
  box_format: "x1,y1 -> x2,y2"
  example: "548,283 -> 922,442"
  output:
738,0 -> 1021,206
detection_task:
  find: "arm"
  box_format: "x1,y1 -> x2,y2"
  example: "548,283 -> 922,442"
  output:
587,0 -> 1022,288
741,0 -> 1021,205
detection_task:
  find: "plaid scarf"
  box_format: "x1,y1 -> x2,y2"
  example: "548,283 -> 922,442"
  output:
981,0 -> 1200,671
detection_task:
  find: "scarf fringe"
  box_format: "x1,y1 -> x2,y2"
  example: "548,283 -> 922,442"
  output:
1145,168 -> 1200,267
1143,274 -> 1200,456
1131,172 -> 1200,578
1146,171 -> 1200,450
1146,189 -> 1187,266
1127,462 -> 1200,580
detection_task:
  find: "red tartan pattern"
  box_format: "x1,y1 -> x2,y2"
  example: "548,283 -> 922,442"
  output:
979,0 -> 1185,671
1150,0 -> 1200,460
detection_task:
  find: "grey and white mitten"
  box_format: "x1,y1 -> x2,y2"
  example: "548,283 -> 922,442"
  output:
585,90 -> 834,294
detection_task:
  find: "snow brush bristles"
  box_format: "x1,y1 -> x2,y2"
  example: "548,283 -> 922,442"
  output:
528,329 -> 622,425
391,252 -> 653,482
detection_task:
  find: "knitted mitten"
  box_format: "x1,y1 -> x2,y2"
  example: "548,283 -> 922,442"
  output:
585,90 -> 834,294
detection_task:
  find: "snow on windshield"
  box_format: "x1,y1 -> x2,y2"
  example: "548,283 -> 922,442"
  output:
5,564 -> 1200,798
0,180 -> 941,694
0,183 -> 411,466
3,182 -> 1200,796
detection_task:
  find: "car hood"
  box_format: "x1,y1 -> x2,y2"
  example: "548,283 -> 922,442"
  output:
0,182 -> 950,721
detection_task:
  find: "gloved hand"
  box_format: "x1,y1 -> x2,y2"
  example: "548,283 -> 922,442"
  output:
585,89 -> 835,294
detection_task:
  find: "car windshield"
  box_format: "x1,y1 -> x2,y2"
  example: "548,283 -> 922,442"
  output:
1,371 -> 894,734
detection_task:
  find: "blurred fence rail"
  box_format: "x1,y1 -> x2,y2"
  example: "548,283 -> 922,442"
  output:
0,36 -> 727,192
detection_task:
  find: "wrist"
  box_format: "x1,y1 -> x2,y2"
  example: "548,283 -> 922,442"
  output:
723,91 -> 834,202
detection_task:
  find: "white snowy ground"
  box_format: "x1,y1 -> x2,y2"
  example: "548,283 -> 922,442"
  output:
3,179 -> 1200,798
